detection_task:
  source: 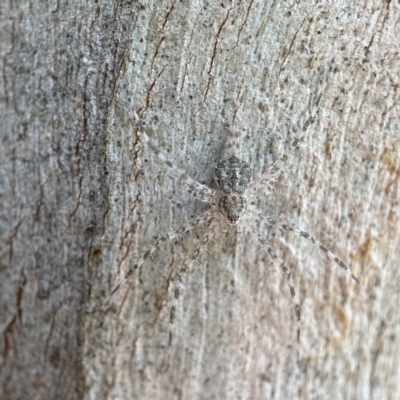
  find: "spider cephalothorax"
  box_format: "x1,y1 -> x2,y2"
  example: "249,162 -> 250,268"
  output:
218,194 -> 248,225
214,155 -> 252,224
214,155 -> 252,194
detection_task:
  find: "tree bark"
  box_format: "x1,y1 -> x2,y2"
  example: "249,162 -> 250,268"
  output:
1,1 -> 400,400
0,0 -> 135,399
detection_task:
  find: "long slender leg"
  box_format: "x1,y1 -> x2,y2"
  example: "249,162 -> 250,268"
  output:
87,209 -> 216,314
183,183 -> 218,204
169,221 -> 221,345
253,210 -> 359,283
248,114 -> 316,201
251,224 -> 301,324
133,109 -> 217,205
249,73 -> 328,201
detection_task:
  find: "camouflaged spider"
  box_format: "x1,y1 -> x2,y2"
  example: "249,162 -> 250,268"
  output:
91,92 -> 358,343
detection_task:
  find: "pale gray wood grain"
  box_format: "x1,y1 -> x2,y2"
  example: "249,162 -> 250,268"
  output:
1,1 -> 399,399
86,1 -> 400,399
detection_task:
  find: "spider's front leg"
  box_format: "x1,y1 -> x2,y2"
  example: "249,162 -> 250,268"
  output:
183,183 -> 218,206
251,224 -> 301,324
249,71 -> 328,201
87,208 -> 216,314
133,109 -> 217,205
248,118 -> 313,201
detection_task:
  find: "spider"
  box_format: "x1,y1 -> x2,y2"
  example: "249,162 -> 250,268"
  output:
92,86 -> 358,343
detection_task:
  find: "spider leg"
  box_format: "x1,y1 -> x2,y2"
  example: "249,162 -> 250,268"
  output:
248,116 -> 314,201
248,179 -> 275,202
183,184 -> 218,206
133,109 -> 217,205
169,220 -> 222,345
251,224 -> 301,325
253,211 -> 359,283
87,208 -> 216,314
249,72 -> 328,201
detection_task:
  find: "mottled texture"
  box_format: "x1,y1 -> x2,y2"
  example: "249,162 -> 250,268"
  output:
218,194 -> 249,224
215,155 -> 252,195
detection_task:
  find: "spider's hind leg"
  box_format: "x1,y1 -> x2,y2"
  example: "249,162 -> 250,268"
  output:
87,208 -> 216,314
251,224 -> 301,337
168,220 -> 223,346
254,211 -> 358,283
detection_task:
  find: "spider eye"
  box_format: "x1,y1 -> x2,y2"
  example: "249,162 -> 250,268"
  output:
228,210 -> 239,223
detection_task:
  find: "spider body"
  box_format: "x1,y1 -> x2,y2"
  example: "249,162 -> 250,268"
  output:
91,88 -> 358,344
214,155 -> 252,225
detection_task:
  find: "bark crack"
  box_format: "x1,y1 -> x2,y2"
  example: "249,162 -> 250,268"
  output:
150,2 -> 176,73
0,316 -> 16,371
179,8 -> 203,93
145,65 -> 166,109
150,36 -> 166,72
2,18 -> 15,107
161,1 -> 176,31
43,305 -> 59,362
116,190 -> 141,277
16,269 -> 27,324
232,0 -> 254,50
150,266 -> 174,329
364,0 -> 391,59
203,7 -> 232,102
8,219 -> 23,264
279,15 -> 308,74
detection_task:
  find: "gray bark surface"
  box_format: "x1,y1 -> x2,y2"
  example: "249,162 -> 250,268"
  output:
1,1 -> 399,400
0,0 -> 135,399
